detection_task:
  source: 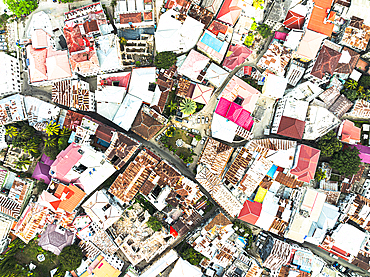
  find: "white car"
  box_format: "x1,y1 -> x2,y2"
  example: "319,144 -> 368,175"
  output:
200,137 -> 207,144
205,116 -> 209,123
191,129 -> 200,134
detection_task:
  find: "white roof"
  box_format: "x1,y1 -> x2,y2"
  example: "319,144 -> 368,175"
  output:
345,0 -> 370,25
128,67 -> 156,103
211,113 -> 238,143
350,69 -> 362,82
155,9 -> 204,53
284,30 -> 304,50
26,11 -> 53,38
140,250 -> 179,277
205,63 -> 229,87
262,74 -> 287,99
95,86 -> 126,103
332,224 -> 366,256
169,258 -> 202,277
113,94 -> 142,131
178,50 -> 210,81
24,96 -> 60,126
281,97 -> 309,121
97,102 -> 121,121
96,35 -> 121,71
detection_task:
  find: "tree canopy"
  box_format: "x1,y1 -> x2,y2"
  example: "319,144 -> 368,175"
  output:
180,99 -> 197,115
146,216 -> 163,232
154,51 -> 177,69
5,0 -> 38,17
257,24 -> 272,38
57,245 -> 83,272
317,130 -> 342,157
330,147 -> 361,177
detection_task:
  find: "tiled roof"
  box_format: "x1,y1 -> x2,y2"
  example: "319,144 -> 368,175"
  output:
328,94 -> 353,118
69,49 -> 100,75
54,183 -> 86,213
279,266 -> 311,277
335,47 -> 360,74
277,116 -> 305,139
197,138 -> 233,176
257,41 -> 292,76
340,120 -> 361,144
131,107 -> 165,140
83,20 -> 99,34
216,0 -> 241,26
64,25 -> 86,53
307,0 -> 334,36
290,145 -> 320,182
109,149 -> 160,203
275,172 -> 304,188
176,78 -> 195,98
188,4 -> 213,26
296,30 -> 326,60
120,13 -> 142,24
224,147 -> 252,185
207,20 -> 228,36
223,44 -> 252,71
319,86 -> 340,107
311,46 -> 342,79
262,239 -> 291,271
38,224 -> 74,255
341,23 -> 370,51
63,110 -> 84,132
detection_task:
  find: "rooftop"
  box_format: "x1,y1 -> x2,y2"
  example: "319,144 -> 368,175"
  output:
310,45 -> 342,80
296,30 -> 326,60
339,119 -> 361,144
257,41 -> 292,76
290,145 -> 320,183
216,0 -> 241,26
340,20 -> 370,51
223,44 -> 252,71
307,0 -> 334,36
131,105 -> 166,140
178,50 -> 210,81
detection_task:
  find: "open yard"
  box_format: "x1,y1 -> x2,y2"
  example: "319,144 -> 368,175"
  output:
15,239 -> 59,277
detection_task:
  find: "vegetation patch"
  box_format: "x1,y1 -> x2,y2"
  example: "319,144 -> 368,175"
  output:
146,216 -> 163,232
176,241 -> 206,266
134,194 -> 157,215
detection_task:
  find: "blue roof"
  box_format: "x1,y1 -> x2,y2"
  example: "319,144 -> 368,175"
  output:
266,164 -> 278,178
201,32 -> 223,52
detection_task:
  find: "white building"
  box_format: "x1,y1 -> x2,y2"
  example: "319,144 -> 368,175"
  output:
0,52 -> 21,97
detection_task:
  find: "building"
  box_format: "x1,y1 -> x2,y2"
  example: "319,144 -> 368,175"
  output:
0,94 -> 27,125
283,9 -> 306,30
82,190 -> 123,230
263,0 -> 292,28
334,47 -> 360,79
112,93 -> 142,131
108,149 -> 160,204
169,258 -> 202,277
285,60 -> 305,86
262,74 -> 287,99
258,235 -> 291,271
0,52 -> 21,96
216,0 -> 241,26
197,30 -> 229,64
114,0 -> 154,28
178,50 -> 210,82
340,17 -> 370,51
257,41 -> 292,76
290,145 -> 320,183
338,119 -> 361,144
131,105 -> 167,140
0,214 -> 12,253
271,98 -> 308,140
38,224 -> 74,255
306,0 -> 334,37
223,44 -> 252,71
295,30 -> 326,61
238,200 -> 262,225
52,79 -> 95,111
204,63 -> 229,87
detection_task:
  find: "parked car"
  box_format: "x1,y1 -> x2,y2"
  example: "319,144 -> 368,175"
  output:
175,117 -> 183,122
183,118 -> 189,123
188,133 -> 195,137
181,126 -> 188,131
205,116 -> 209,123
197,116 -> 200,124
155,134 -> 163,141
191,129 -> 200,134
201,116 -> 205,124
330,254 -> 339,260
200,137 -> 207,144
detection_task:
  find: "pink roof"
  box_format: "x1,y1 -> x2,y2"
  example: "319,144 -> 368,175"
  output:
223,44 -> 252,71
32,29 -> 50,49
220,76 -> 260,113
192,84 -> 214,105
27,45 -> 48,83
50,143 -> 83,184
178,50 -> 210,81
274,31 -> 288,41
215,97 -> 231,117
340,120 -> 361,144
296,30 -> 327,60
290,145 -> 320,182
216,0 -> 241,26
46,49 -> 72,80
238,200 -> 262,225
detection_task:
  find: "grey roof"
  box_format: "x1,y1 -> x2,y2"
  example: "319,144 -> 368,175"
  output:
266,0 -> 293,22
38,224 -> 74,255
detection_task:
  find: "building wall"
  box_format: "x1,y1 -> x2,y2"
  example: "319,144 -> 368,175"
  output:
0,52 -> 21,96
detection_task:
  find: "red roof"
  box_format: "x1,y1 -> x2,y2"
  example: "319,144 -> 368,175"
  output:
284,10 -> 305,29
216,0 -> 241,26
290,145 -> 320,182
340,120 -> 361,144
238,200 -> 262,225
170,226 -> 178,238
277,116 -> 305,139
307,0 -> 335,36
223,44 -> 252,71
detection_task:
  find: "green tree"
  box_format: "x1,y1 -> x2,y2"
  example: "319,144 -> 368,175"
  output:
315,168 -> 326,181
345,79 -> 358,90
181,244 -> 205,265
195,134 -> 201,141
57,245 -> 83,272
168,101 -> 178,113
59,126 -> 71,137
252,0 -> 264,9
5,126 -> 18,138
330,147 -> 361,177
317,130 -> 342,157
154,51 -> 177,69
257,24 -> 272,38
18,128 -> 31,140
342,88 -> 358,102
359,75 -> 370,89
244,34 -> 255,47
45,121 -> 60,137
0,13 -> 10,30
180,99 -> 197,115
166,127 -> 175,137
23,141 -> 38,155
15,155 -> 31,171
5,0 -> 38,17
44,137 -> 57,148
146,216 -> 163,232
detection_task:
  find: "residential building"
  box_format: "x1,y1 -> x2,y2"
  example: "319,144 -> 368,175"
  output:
283,8 -> 306,30
114,0 -> 154,28
0,52 -> 21,96
82,190 -> 123,230
263,0 -> 292,28
204,62 -> 229,88
0,94 -> 27,125
188,4 -> 214,26
285,60 -> 305,86
328,94 -> 353,118
131,105 -> 167,140
334,47 -> 360,79
178,50 -> 210,82
290,145 -> 320,183
155,9 -> 204,53
216,0 -> 241,26
112,93 -> 142,131
197,30 -> 229,64
346,99 -> 370,119
223,44 -> 252,71
338,119 -> 361,144
109,149 -> 160,204
80,255 -> 122,277
52,79 -> 95,111
257,41 -> 292,76
306,0 -> 335,37
0,214 -> 12,253
304,45 -> 342,85
271,98 -> 308,140
295,30 -> 326,61
38,224 -> 74,255
340,17 -> 370,51
258,234 -> 291,271
262,74 -> 287,99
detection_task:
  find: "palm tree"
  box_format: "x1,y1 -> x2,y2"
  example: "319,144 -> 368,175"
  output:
59,126 -> 71,137
179,99 -> 197,115
15,156 -> 31,171
345,79 -> 358,90
168,101 -> 178,113
45,121 -> 60,136
5,126 -> 18,138
18,128 -> 31,140
44,137 -> 57,148
23,141 -> 38,155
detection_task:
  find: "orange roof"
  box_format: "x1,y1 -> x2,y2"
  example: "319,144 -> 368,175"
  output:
54,183 -> 86,213
340,120 -> 361,144
307,0 -> 334,37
